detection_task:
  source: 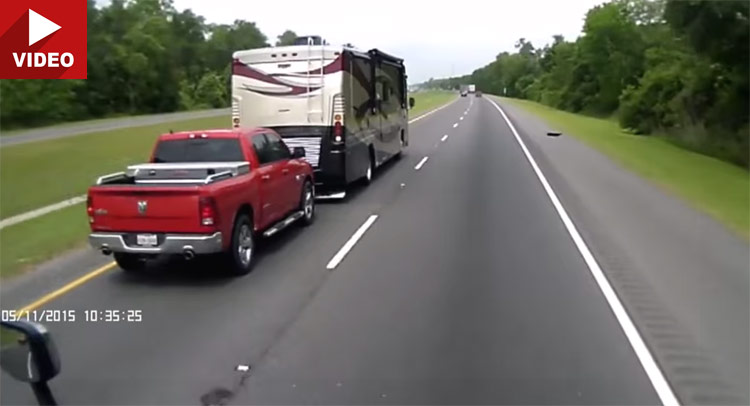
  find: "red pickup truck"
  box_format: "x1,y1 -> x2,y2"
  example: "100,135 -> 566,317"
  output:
87,128 -> 315,275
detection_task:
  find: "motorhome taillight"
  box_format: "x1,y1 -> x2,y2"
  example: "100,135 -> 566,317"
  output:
333,121 -> 343,143
199,197 -> 218,226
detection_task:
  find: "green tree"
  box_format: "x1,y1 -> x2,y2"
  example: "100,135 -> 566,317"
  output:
442,0 -> 748,167
276,30 -> 297,46
0,0 -> 270,129
576,1 -> 645,113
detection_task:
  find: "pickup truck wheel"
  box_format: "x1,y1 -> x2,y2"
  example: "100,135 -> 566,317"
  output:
113,253 -> 146,272
228,214 -> 254,276
299,180 -> 315,226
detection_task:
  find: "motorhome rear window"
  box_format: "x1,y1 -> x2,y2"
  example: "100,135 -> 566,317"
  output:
153,139 -> 244,163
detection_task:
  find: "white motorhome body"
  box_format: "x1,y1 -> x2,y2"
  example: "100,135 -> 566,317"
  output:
231,41 -> 410,191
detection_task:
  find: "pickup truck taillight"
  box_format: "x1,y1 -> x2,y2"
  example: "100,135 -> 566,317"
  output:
199,197 -> 218,227
86,195 -> 94,223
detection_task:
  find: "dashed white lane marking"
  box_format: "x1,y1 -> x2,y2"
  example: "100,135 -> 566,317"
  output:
326,214 -> 379,270
414,156 -> 429,171
488,99 -> 679,406
441,134 -> 448,142
453,123 -> 458,128
460,116 -> 464,121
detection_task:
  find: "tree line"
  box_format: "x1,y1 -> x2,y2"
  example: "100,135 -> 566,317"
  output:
0,0 -> 298,130
428,0 -> 749,167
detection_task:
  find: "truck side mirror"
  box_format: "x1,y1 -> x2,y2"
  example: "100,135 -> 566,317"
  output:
292,147 -> 306,159
1,320 -> 60,383
1,320 -> 60,405
409,97 -> 415,109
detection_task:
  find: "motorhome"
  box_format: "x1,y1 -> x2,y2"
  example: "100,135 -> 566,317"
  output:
231,36 -> 414,196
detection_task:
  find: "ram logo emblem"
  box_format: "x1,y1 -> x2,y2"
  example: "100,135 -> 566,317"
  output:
137,200 -> 148,215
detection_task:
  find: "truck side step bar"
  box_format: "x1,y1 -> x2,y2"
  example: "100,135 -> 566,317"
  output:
263,211 -> 305,238
315,191 -> 346,200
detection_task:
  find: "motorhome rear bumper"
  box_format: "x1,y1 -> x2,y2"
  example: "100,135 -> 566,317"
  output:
89,232 -> 223,255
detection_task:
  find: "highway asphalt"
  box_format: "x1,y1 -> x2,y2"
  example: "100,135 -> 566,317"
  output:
1,96 -> 747,405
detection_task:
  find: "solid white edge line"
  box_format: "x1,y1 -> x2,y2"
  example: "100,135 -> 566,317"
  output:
453,123 -> 458,128
414,156 -> 429,170
0,195 -> 86,230
326,215 -> 379,269
488,99 -> 679,406
441,135 -> 448,142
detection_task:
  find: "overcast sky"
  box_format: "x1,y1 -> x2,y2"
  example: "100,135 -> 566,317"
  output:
171,0 -> 604,83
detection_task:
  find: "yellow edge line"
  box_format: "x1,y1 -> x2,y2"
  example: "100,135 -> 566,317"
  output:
15,261 -> 117,313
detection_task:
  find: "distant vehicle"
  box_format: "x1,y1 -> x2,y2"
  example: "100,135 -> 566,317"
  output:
475,90 -> 482,97
87,128 -> 315,275
460,90 -> 468,97
468,84 -> 476,94
231,37 -> 414,197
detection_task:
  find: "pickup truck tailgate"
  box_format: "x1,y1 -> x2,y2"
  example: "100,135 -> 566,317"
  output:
90,187 -> 205,233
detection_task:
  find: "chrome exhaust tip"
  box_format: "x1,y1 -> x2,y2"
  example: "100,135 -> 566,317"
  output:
183,249 -> 196,261
101,247 -> 112,256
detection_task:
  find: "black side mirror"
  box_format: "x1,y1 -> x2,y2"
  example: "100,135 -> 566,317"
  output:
409,97 -> 415,109
1,320 -> 60,405
292,147 -> 306,159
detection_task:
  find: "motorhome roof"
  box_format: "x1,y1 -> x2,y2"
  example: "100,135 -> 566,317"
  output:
233,44 -> 350,59
233,45 -> 403,65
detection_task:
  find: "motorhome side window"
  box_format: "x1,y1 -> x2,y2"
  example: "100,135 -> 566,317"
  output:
376,81 -> 385,102
352,56 -> 373,115
382,63 -> 402,113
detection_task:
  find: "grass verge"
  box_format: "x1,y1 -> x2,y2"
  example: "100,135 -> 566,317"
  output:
1,115 -> 228,219
1,204 -> 89,278
409,91 -> 455,117
504,98 -> 749,239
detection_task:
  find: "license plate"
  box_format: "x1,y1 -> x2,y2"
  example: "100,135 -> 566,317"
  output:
136,234 -> 158,246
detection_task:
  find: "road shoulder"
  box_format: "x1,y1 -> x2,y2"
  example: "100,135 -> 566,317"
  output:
493,96 -> 749,405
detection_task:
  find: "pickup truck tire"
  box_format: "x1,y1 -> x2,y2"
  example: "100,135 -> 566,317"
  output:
299,180 -> 315,226
114,253 -> 147,272
227,214 -> 255,276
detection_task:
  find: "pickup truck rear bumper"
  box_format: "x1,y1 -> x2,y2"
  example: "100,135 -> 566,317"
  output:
89,232 -> 223,255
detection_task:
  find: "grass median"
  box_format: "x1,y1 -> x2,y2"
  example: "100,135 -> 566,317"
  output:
409,91 -> 455,117
1,92 -> 453,278
0,204 -> 90,279
0,115 -> 227,278
504,98 -> 749,239
1,115 -> 229,219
